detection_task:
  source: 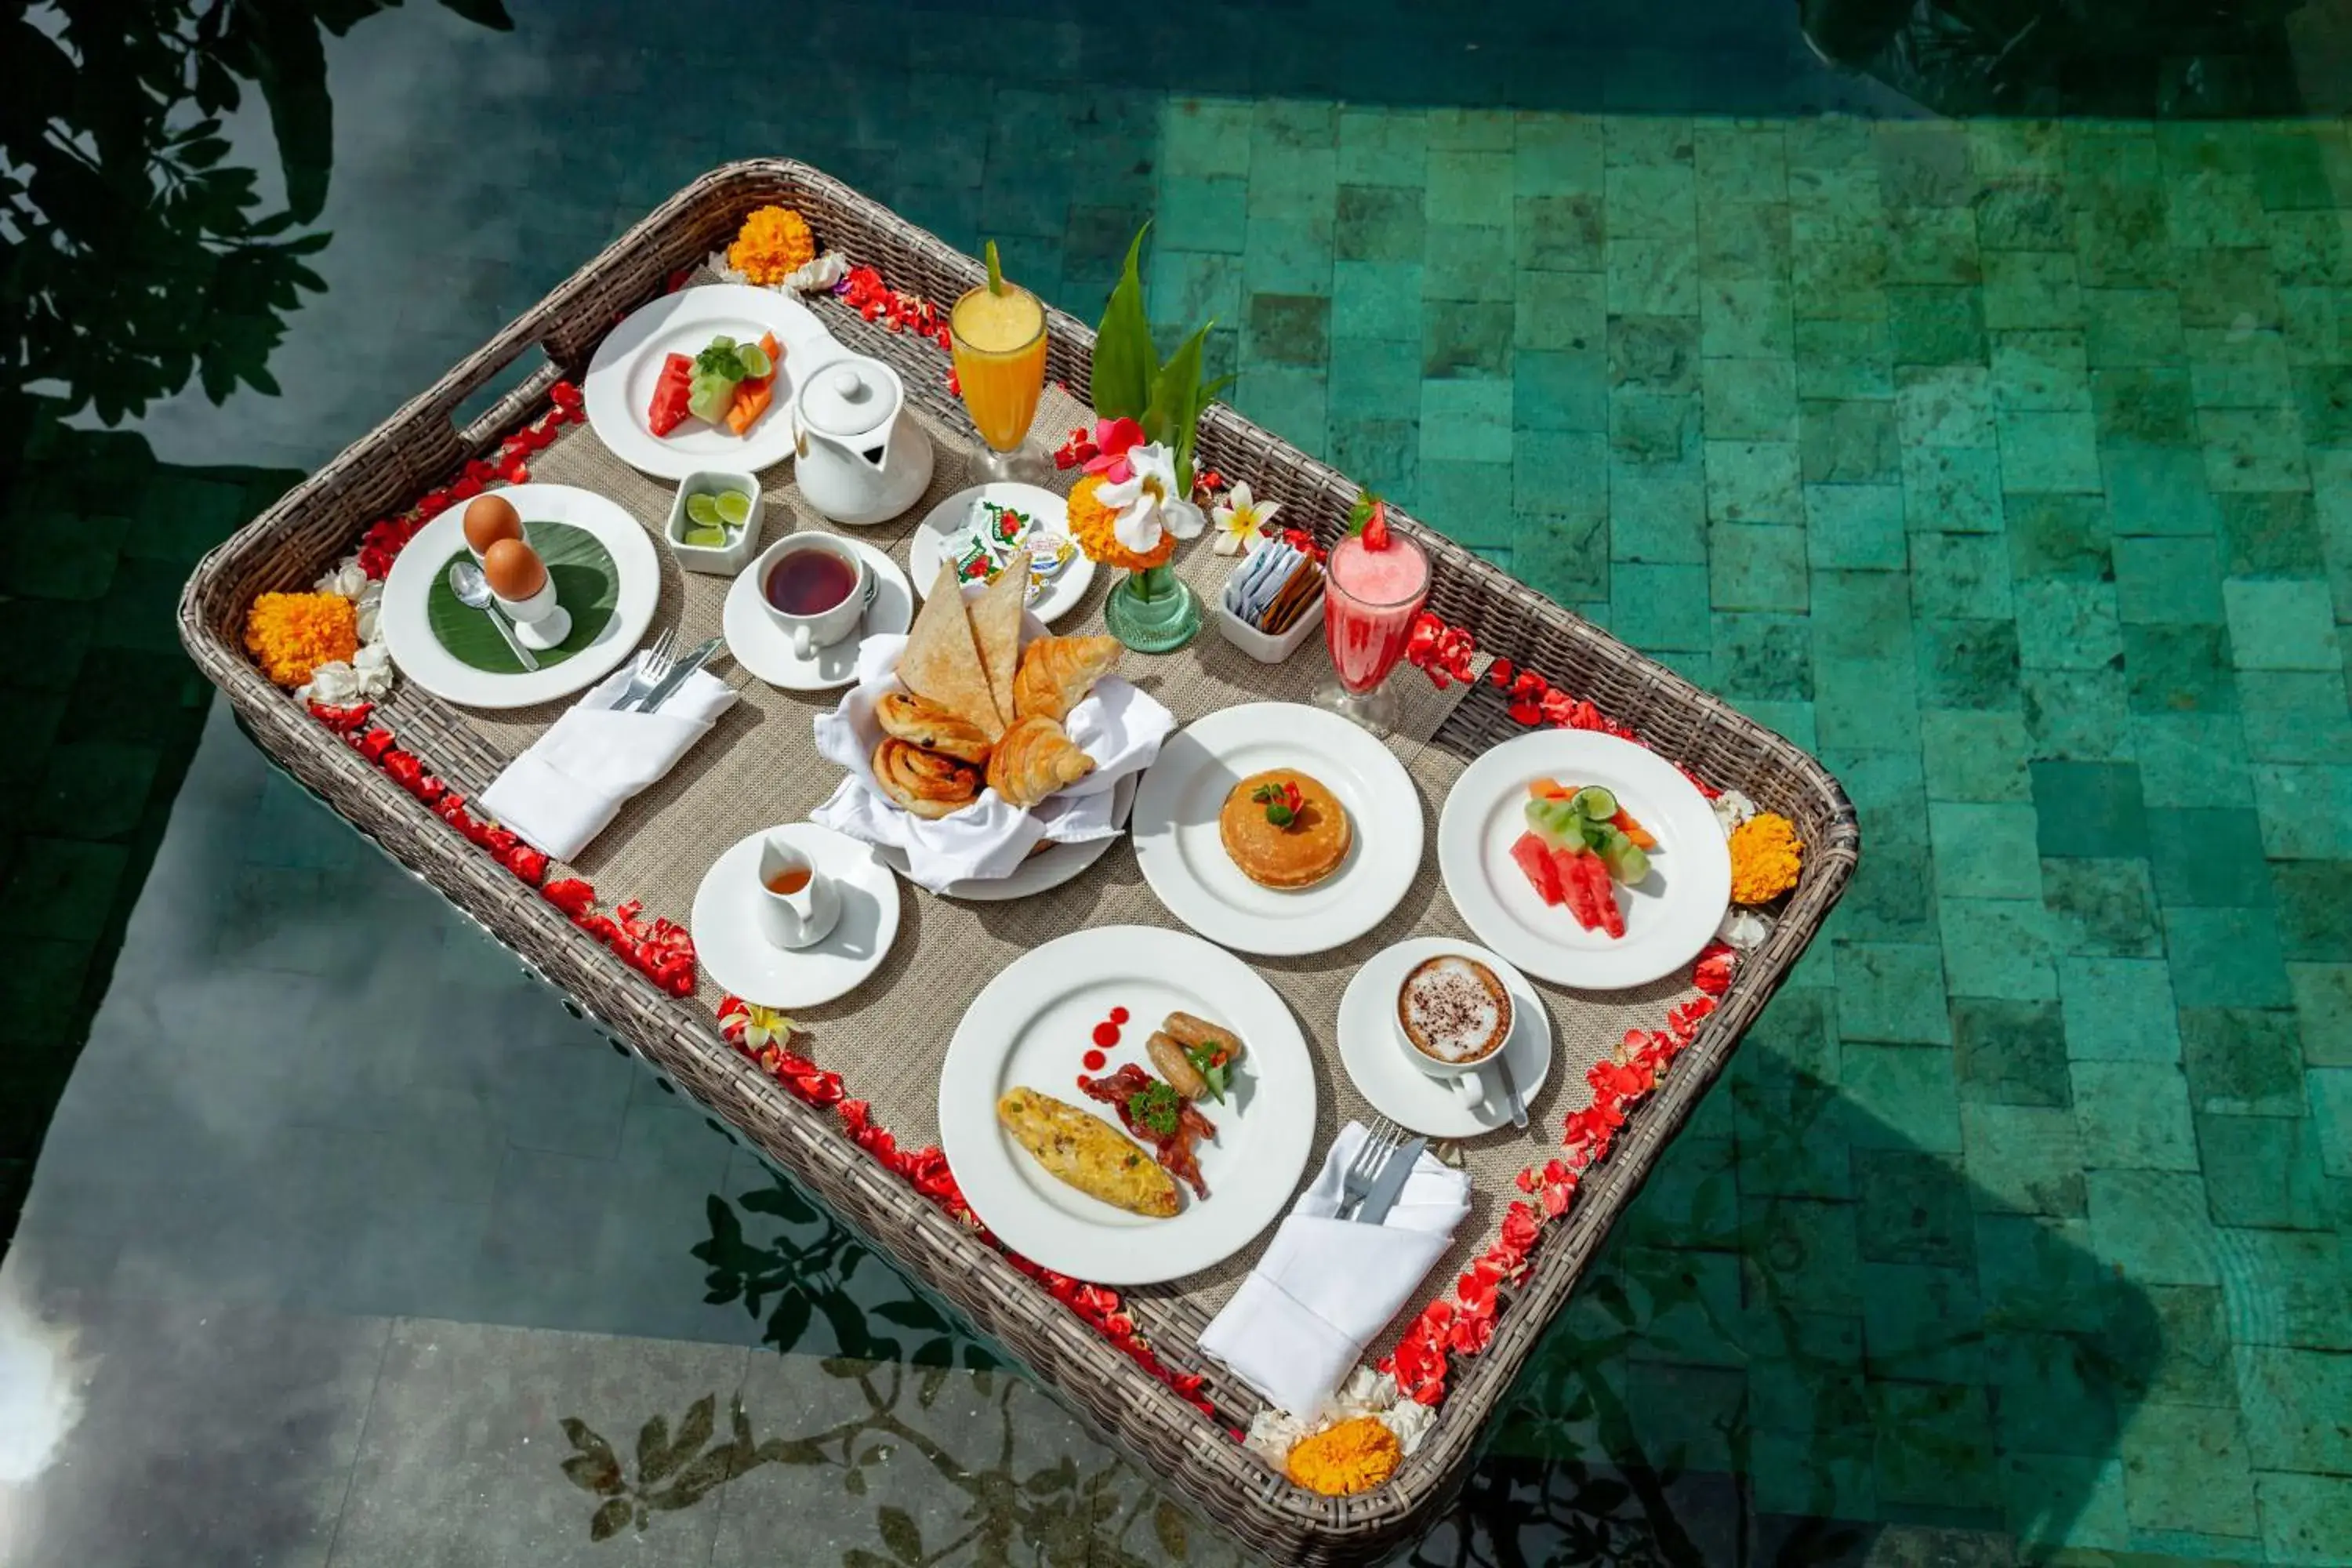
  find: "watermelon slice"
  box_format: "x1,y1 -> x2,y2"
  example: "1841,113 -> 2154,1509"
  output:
648,353 -> 695,436
1556,848 -> 1602,931
1588,852 -> 1627,939
1510,832 -> 1566,906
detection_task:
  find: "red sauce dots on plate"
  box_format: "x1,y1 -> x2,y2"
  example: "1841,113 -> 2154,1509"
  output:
1082,1006 -> 1127,1076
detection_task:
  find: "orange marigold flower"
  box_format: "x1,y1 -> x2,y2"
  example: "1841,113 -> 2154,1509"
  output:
243,591 -> 358,689
1067,473 -> 1175,572
1285,1416 -> 1401,1497
728,205 -> 816,285
1729,811 -> 1804,904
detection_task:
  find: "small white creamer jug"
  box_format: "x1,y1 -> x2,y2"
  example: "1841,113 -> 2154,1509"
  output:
754,837 -> 841,950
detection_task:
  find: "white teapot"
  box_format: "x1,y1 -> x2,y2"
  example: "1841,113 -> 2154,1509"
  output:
789,355 -> 934,526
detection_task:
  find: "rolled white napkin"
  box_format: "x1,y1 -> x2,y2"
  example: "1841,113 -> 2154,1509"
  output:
480,659 -> 738,861
810,631 -> 1174,892
1198,1123 -> 1471,1417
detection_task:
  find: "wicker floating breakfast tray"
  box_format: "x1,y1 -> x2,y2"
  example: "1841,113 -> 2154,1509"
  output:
180,161 -> 1856,1566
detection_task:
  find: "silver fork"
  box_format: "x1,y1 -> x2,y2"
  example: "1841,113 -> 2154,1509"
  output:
1335,1117 -> 1407,1221
612,627 -> 676,711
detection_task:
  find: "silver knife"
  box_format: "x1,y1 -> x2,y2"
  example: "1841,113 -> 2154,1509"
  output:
630,636 -> 724,713
1354,1136 -> 1425,1226
1494,1051 -> 1529,1131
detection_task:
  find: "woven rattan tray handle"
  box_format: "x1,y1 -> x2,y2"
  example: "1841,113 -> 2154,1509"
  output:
449,343 -> 568,455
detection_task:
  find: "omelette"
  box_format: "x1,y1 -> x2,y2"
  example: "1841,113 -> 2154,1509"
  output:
997,1088 -> 1181,1218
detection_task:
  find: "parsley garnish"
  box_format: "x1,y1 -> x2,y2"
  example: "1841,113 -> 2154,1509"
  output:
1133,1081 -> 1182,1137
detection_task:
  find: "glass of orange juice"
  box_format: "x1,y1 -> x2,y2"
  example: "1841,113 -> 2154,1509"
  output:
950,254 -> 1049,484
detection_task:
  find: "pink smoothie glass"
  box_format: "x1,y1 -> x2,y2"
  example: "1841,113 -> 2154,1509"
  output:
1316,530 -> 1431,734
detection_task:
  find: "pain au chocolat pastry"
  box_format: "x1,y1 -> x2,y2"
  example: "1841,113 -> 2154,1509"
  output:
872,737 -> 982,819
1012,633 -> 1122,724
874,689 -> 993,765
985,716 -> 1095,808
1218,768 -> 1352,890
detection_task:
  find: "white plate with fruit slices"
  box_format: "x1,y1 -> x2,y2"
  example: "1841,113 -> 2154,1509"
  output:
1437,731 -> 1730,989
585,284 -> 843,481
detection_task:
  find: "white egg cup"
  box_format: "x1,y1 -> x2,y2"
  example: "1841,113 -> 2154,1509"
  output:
493,574 -> 571,651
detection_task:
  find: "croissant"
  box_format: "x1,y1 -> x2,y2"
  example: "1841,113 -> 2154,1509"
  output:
875,690 -> 993,764
985,717 -> 1095,808
872,738 -> 982,819
1013,634 -> 1123,724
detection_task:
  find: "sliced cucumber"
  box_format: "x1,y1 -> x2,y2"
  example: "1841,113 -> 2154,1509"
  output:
1571,786 -> 1618,821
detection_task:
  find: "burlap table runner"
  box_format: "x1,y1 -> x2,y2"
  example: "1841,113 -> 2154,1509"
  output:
413,376 -> 1697,1335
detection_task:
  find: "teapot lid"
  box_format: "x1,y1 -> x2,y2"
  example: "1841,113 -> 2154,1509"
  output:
799,356 -> 902,441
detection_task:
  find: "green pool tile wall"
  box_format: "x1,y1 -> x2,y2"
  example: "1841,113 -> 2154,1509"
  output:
1128,102 -> 2352,1560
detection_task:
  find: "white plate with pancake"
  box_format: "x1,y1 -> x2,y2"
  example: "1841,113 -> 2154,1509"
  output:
1438,729 -> 1732,989
938,925 -> 1316,1283
1131,702 -> 1424,956
1336,937 -> 1554,1138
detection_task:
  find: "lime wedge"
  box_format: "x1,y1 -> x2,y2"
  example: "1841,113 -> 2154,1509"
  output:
735,343 -> 771,379
683,525 -> 728,547
714,489 -> 753,527
685,493 -> 722,528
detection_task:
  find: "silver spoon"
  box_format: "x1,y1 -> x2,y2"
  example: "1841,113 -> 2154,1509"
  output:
447,559 -> 539,671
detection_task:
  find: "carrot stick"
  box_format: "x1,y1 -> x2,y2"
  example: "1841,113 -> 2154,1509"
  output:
1610,809 -> 1658,850
727,334 -> 781,434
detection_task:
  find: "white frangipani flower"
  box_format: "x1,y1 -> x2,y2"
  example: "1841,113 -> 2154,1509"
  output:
1096,441 -> 1205,557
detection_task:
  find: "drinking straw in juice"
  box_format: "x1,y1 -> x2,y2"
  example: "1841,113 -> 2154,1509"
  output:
950,283 -> 1047,452
1324,532 -> 1430,694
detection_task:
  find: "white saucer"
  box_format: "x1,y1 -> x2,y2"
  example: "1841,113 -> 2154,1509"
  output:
691,823 -> 902,1008
724,534 -> 913,691
906,482 -> 1094,624
1336,937 -> 1553,1138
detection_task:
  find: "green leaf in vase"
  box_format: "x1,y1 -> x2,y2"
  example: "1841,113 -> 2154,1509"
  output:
1143,321 -> 1209,492
1090,223 -> 1156,422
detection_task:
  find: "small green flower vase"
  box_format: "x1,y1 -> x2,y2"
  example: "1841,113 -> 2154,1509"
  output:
1103,561 -> 1200,653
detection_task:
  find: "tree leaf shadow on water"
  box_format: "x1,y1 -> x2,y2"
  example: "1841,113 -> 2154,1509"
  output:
4,0 -> 510,424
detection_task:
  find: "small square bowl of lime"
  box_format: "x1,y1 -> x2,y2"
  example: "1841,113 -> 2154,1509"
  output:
665,471 -> 762,575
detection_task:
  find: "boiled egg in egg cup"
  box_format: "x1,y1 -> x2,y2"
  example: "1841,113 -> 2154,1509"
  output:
482,536 -> 571,650
462,493 -> 527,561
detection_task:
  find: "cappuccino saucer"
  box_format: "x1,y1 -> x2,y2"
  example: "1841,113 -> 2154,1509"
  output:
724,534 -> 913,692
1336,937 -> 1553,1138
